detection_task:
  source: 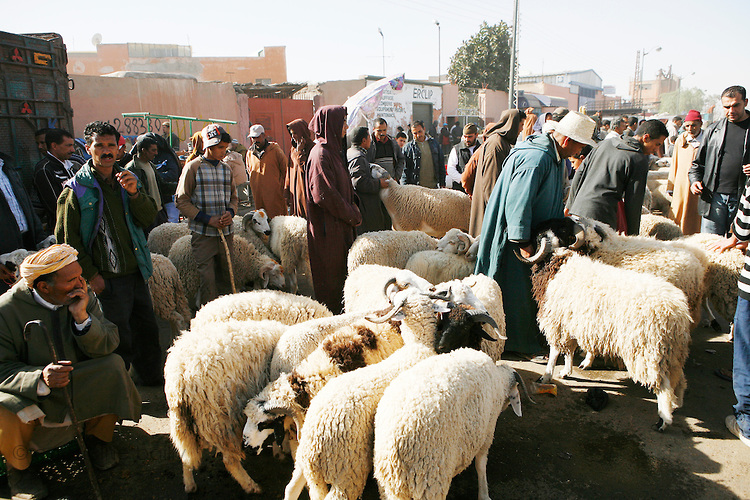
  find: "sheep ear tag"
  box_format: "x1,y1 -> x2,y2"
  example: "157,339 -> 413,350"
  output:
509,387 -> 522,417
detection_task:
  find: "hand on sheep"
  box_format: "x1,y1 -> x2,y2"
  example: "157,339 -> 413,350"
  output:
0,264 -> 14,284
707,234 -> 739,254
43,360 -> 73,388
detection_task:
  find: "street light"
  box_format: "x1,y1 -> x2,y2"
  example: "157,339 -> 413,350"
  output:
434,20 -> 441,83
378,27 -> 385,76
639,46 -> 662,115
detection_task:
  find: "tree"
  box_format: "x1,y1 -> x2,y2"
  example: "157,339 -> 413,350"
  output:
659,87 -> 709,115
448,21 -> 512,92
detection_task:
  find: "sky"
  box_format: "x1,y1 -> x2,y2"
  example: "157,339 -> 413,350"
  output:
1,0 -> 747,103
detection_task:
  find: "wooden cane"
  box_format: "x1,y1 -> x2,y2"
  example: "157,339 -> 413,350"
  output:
23,320 -> 103,500
218,229 -> 237,294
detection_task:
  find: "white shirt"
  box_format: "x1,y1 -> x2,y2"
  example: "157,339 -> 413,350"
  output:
446,142 -> 479,187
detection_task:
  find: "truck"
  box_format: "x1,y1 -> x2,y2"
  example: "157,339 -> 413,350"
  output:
0,31 -> 74,192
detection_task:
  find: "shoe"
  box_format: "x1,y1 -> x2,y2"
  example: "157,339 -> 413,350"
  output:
715,368 -> 733,382
7,466 -> 48,499
84,435 -> 119,470
725,415 -> 750,449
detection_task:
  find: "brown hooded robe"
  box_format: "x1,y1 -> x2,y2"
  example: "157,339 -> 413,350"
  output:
286,119 -> 313,218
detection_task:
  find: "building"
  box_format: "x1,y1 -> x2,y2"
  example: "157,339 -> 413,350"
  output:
629,67 -> 679,114
68,43 -> 287,84
518,69 -> 604,110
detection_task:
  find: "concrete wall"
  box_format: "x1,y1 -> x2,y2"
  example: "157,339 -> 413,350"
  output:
68,74 -> 244,147
68,44 -> 287,84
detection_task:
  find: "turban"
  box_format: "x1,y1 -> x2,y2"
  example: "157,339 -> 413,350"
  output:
19,244 -> 78,289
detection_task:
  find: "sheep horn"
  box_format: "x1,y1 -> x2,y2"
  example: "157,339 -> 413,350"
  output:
365,303 -> 402,323
466,310 -> 499,337
568,223 -> 586,249
513,370 -> 537,405
242,212 -> 255,232
514,237 -> 551,264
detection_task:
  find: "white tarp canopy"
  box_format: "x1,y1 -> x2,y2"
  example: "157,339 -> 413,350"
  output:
344,74 -> 405,128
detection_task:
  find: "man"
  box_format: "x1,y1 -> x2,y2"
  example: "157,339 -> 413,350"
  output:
402,120 -> 445,188
348,126 -> 390,235
623,116 -> 639,137
439,123 -> 451,156
668,109 -> 703,235
606,116 -> 627,140
366,117 -> 405,182
176,124 -> 238,308
56,121 -> 162,386
34,128 -> 51,157
245,124 -> 288,218
0,245 -> 141,498
666,115 -> 683,155
395,132 -> 408,150
33,128 -> 83,226
598,119 -> 611,141
567,119 -> 668,235
450,121 -> 462,146
446,123 -> 481,191
475,112 -> 596,354
689,86 -> 750,236
124,136 -> 171,234
161,122 -> 180,151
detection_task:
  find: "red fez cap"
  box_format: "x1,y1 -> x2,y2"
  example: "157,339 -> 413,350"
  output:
685,110 -> 702,122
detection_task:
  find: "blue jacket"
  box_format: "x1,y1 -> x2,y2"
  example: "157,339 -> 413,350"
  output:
401,137 -> 445,187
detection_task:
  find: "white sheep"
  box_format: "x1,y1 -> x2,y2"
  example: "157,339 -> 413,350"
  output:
232,210 -> 278,261
147,222 -> 190,256
344,264 -> 434,313
164,319 -> 288,493
466,234 -> 481,262
639,213 -> 683,240
190,289 -> 331,331
370,164 -> 470,238
148,253 -> 192,336
268,215 -> 310,294
373,348 -> 522,500
405,250 -> 475,285
526,250 -> 692,431
284,285 -> 453,500
437,228 -> 475,255
347,230 -> 437,273
168,233 -> 284,308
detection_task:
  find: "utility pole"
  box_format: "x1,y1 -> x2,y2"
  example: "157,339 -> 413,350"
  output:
434,20 -> 441,82
508,0 -> 519,109
378,28 -> 385,76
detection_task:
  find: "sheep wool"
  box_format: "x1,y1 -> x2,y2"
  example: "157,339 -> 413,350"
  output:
405,249 -> 475,285
190,289 -> 331,331
344,264 -> 433,314
347,230 -> 437,274
374,348 -> 520,500
147,222 -> 190,256
164,319 -> 287,493
232,213 -> 277,260
148,253 -> 192,335
639,213 -> 683,241
268,215 -> 310,293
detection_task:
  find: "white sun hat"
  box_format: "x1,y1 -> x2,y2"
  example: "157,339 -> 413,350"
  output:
553,111 -> 597,147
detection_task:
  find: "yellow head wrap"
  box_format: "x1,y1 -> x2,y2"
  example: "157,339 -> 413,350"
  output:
19,244 -> 79,289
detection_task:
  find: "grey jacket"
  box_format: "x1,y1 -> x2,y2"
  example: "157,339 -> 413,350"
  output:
347,146 -> 391,235
366,135 -> 405,182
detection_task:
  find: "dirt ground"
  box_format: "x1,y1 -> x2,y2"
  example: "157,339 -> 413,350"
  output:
1,323 -> 749,500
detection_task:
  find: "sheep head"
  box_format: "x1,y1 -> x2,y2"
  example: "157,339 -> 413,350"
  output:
243,209 -> 271,238
258,261 -> 285,290
437,228 -> 474,255
514,217 -> 586,265
435,304 -> 499,353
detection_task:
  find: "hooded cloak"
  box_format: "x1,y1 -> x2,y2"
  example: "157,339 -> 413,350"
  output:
286,119 -> 313,218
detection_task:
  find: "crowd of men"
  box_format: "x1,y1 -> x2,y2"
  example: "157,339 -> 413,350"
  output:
0,85 -> 749,497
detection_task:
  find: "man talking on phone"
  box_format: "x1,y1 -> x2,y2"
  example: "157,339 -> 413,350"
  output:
56,121 -> 163,386
0,244 -> 141,498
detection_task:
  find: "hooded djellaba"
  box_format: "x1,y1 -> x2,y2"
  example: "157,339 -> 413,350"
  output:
286,118 -> 313,218
467,109 -> 524,237
305,106 -> 362,313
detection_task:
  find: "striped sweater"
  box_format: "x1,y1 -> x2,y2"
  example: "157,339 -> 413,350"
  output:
733,182 -> 750,300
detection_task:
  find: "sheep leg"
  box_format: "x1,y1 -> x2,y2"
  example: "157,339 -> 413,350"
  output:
286,268 -> 299,295
560,353 -> 574,379
475,444 -> 491,500
540,346 -> 560,384
654,374 -> 675,432
284,465 -> 306,500
579,351 -> 595,370
182,464 -> 197,493
223,454 -> 261,494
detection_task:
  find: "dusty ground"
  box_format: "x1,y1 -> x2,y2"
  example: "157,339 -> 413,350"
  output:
1,324 -> 749,499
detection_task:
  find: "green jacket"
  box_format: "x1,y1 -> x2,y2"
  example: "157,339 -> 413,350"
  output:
55,161 -> 156,280
0,283 -> 141,425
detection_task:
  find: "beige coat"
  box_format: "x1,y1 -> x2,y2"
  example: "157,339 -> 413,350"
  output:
246,142 -> 288,218
668,131 -> 702,235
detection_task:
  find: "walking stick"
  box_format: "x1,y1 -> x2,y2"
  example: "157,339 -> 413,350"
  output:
218,229 -> 237,294
23,320 -> 103,500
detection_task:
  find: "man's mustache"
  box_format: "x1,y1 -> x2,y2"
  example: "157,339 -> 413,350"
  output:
101,153 -> 114,159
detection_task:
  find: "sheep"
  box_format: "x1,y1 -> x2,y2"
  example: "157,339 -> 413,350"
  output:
436,228 -> 475,255
0,248 -> 35,280
190,289 -> 332,331
164,319 -> 288,493
347,230 -> 437,273
147,222 -> 190,256
466,235 -> 481,262
405,250 -> 475,285
370,163 -> 470,238
569,215 -> 707,325
168,233 -> 284,308
373,348 -> 522,500
268,215 -> 310,294
344,264 -> 434,313
639,213 -> 683,240
519,222 -> 692,430
646,171 -> 672,215
233,210 -> 278,261
148,253 -> 192,335
284,283 -> 486,500
681,233 -> 744,328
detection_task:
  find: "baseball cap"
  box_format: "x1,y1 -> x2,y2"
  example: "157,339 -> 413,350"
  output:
248,124 -> 265,138
201,124 -> 226,148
